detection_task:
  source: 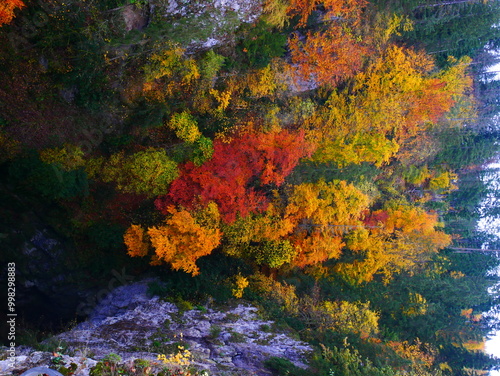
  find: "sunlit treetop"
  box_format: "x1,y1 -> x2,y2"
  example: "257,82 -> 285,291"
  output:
0,0 -> 25,27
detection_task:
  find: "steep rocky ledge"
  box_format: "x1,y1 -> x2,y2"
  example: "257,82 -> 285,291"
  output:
1,280 -> 312,375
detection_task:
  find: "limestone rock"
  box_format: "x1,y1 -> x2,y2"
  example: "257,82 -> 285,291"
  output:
1,280 -> 312,375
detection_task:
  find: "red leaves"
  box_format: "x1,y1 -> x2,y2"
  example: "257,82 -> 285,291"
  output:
156,130 -> 313,223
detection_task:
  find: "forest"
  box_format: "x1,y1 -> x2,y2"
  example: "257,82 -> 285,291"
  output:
2,0 -> 500,374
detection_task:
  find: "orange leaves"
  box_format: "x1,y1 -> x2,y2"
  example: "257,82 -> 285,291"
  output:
221,179 -> 370,269
0,0 -> 25,27
124,224 -> 149,257
289,27 -> 367,88
287,0 -> 317,26
124,204 -> 222,276
288,0 -> 368,87
381,206 -> 441,234
150,206 -> 221,276
387,340 -> 436,371
288,0 -> 366,27
292,231 -> 344,267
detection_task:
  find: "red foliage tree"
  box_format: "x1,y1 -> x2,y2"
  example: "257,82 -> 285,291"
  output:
156,130 -> 313,223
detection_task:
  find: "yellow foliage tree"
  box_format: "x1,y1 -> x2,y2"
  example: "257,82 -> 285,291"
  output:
308,45 -> 470,166
167,111 -> 201,143
335,204 -> 452,284
143,45 -> 200,101
39,144 -> 85,171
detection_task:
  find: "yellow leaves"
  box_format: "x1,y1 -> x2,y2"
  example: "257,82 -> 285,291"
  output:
97,148 -> 179,197
336,204 -> 452,284
158,345 -> 191,368
223,180 -> 370,269
223,203 -> 295,248
309,44 -> 456,166
286,180 -> 370,228
232,274 -> 249,298
402,292 -> 428,317
451,271 -> 465,279
246,62 -> 287,99
283,180 -> 370,267
249,273 -> 300,314
385,13 -> 413,39
462,339 -> 486,352
143,45 -> 200,100
428,171 -> 458,192
317,300 -> 379,338
222,208 -> 296,266
167,112 -> 201,143
262,0 -> 290,28
334,248 -> 387,284
144,46 -> 199,83
39,144 -> 85,171
209,88 -> 232,112
438,56 -> 473,99
364,12 -> 414,54
313,132 -> 399,167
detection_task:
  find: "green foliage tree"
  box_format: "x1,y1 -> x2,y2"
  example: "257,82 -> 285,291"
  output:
8,151 -> 88,200
95,148 -> 178,197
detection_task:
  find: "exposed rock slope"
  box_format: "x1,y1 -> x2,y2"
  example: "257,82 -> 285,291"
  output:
1,280 -> 312,375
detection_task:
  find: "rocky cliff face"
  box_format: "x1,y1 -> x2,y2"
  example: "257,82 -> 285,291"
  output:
1,280 -> 312,376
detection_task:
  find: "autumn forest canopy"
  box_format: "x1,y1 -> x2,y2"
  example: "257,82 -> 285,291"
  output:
2,0 -> 500,374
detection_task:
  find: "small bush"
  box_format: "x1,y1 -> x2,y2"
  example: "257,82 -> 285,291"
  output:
264,356 -> 304,376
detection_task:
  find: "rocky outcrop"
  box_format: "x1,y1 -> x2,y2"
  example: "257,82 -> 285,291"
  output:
152,0 -> 262,50
1,280 -> 312,375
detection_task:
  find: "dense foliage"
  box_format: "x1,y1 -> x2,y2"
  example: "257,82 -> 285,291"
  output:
2,0 -> 500,374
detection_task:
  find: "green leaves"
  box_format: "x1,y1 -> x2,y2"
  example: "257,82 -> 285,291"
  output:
99,148 -> 179,197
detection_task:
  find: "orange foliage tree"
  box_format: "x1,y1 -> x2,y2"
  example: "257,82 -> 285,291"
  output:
288,0 -> 367,27
221,179 -> 370,269
285,180 -> 370,267
124,203 -> 222,276
0,0 -> 25,27
288,0 -> 368,87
